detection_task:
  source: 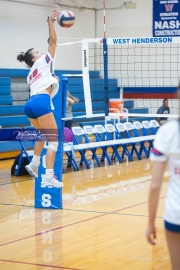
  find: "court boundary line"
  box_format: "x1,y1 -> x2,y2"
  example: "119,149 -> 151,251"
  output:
0,178 -> 32,187
0,196 -> 165,248
63,208 -> 163,218
0,259 -> 83,270
0,202 -> 33,207
0,202 -> 163,218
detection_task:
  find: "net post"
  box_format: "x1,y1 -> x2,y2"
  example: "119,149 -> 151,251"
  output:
34,76 -> 67,209
103,38 -> 109,116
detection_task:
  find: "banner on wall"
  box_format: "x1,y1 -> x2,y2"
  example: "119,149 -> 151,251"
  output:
153,0 -> 180,37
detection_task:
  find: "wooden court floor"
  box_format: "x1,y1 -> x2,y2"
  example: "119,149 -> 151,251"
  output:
0,158 -> 170,270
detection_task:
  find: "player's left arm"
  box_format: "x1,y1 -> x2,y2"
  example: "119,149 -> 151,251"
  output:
146,124 -> 168,245
146,161 -> 166,245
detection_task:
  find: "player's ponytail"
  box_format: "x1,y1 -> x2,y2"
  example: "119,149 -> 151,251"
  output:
17,52 -> 25,62
17,48 -> 34,67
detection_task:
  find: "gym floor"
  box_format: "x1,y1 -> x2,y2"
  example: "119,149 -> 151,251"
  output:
0,158 -> 170,270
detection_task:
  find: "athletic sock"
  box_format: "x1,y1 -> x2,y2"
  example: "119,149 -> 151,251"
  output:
45,169 -> 54,179
32,155 -> 41,167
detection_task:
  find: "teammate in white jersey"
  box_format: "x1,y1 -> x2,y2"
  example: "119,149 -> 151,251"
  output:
146,86 -> 180,269
17,10 -> 63,188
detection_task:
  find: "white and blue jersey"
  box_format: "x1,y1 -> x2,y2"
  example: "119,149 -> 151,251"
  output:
24,52 -> 59,119
150,120 -> 180,226
27,52 -> 58,99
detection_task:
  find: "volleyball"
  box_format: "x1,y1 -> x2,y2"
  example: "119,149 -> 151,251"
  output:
57,10 -> 75,28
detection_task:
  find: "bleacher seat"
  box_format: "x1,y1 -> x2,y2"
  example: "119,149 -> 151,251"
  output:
0,105 -> 25,115
0,96 -> 12,105
67,78 -> 117,87
0,77 -> 11,96
0,86 -> 10,95
0,115 -> 30,127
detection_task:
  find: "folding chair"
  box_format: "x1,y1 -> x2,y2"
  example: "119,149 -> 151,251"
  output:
72,126 -> 101,167
104,123 -> 133,162
142,121 -> 153,135
72,126 -> 101,169
105,124 -> 133,161
123,122 -> 145,160
133,121 -> 153,157
150,120 -> 160,134
83,125 -> 112,166
142,121 -> 156,152
94,124 -> 123,163
63,128 -> 79,171
15,142 -> 33,176
115,123 -> 141,160
15,127 -> 45,176
63,143 -> 79,171
83,125 -> 112,165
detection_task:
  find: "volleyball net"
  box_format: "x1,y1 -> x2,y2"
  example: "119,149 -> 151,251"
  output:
57,36 -> 180,123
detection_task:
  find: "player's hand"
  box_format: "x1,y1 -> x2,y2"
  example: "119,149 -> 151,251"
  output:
146,224 -> 156,245
47,10 -> 60,23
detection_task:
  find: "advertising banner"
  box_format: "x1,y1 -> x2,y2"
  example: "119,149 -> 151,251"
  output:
153,0 -> 180,37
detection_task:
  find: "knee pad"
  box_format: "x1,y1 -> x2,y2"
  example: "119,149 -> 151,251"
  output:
47,141 -> 58,152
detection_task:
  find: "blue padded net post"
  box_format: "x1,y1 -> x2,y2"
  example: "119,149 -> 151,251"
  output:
35,76 -> 67,209
103,38 -> 109,116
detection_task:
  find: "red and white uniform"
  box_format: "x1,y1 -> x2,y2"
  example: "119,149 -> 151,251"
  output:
150,120 -> 180,225
27,52 -> 58,99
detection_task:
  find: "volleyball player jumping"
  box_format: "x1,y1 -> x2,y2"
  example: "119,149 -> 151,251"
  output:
17,10 -> 63,188
146,82 -> 180,269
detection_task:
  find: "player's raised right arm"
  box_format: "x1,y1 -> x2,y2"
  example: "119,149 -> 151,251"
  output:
47,10 -> 60,58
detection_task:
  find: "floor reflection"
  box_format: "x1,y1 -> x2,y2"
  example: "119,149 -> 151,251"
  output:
62,160 -> 157,207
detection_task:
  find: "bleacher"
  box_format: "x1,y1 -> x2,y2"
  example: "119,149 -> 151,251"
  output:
0,68 -> 153,153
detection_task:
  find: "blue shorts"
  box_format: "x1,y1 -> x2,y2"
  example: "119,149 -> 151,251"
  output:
24,94 -> 52,119
164,220 -> 180,233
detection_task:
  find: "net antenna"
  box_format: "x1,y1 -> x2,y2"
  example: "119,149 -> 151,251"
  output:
103,0 -> 106,39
